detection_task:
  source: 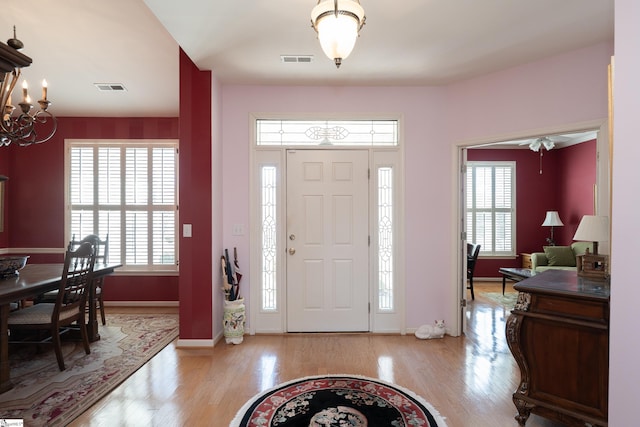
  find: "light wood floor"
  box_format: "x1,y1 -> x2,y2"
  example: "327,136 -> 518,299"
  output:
69,282 -> 565,427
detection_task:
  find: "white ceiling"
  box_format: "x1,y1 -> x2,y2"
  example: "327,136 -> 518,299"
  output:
1,1 -> 614,118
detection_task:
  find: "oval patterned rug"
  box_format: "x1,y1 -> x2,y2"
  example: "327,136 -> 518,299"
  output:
231,374 -> 448,426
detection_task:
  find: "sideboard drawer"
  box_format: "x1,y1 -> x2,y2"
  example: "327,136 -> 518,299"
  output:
531,294 -> 608,324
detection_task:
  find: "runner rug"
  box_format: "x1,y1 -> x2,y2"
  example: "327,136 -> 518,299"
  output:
0,313 -> 178,426
231,374 -> 448,427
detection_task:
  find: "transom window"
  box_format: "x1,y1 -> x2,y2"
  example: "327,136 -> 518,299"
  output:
466,161 -> 516,256
256,119 -> 398,146
66,140 -> 179,272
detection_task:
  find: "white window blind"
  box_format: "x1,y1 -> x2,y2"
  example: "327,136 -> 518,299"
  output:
466,162 -> 515,256
67,140 -> 178,272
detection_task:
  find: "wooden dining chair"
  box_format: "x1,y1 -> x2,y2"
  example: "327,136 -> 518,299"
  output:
467,243 -> 481,300
68,234 -> 109,325
8,242 -> 96,370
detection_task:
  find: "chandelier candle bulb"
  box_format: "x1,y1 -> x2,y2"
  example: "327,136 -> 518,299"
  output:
22,80 -> 28,102
42,79 -> 47,101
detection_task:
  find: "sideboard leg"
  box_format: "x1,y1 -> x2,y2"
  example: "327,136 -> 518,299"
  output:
513,397 -> 533,426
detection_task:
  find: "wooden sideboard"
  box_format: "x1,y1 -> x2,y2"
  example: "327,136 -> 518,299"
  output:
505,270 -> 609,426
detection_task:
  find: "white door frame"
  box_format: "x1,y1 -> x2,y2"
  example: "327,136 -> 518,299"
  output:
452,119 -> 608,336
249,140 -> 405,334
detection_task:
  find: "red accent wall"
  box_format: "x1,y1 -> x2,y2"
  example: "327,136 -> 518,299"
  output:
1,117 -> 180,300
1,51 -> 214,341
178,48 -> 213,339
557,140 -> 597,242
468,140 -> 596,277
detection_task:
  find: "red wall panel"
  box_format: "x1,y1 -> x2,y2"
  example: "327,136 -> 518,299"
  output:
178,48 -> 213,339
557,140 -> 597,243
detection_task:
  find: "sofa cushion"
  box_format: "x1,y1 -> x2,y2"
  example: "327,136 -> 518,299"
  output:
571,241 -> 593,256
543,246 -> 576,267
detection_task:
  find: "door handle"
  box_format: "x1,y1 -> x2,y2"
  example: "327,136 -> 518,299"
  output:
288,247 -> 296,255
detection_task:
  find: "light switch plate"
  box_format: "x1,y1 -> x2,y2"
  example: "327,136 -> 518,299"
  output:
232,224 -> 245,236
183,224 -> 192,238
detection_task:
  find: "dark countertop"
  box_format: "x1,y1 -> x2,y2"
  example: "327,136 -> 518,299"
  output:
514,269 -> 610,300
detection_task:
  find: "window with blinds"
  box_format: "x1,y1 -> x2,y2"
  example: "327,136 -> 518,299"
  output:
466,161 -> 515,256
67,140 -> 178,272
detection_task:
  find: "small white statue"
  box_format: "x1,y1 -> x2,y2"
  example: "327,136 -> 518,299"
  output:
415,320 -> 446,339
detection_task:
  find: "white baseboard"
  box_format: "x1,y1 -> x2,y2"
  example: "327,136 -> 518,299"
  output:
104,301 -> 179,307
176,338 -> 215,348
176,332 -> 223,348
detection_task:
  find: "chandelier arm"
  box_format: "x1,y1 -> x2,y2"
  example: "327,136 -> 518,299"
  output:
1,29 -> 56,147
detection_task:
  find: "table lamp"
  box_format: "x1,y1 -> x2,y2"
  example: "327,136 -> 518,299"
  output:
573,215 -> 609,255
541,211 -> 564,246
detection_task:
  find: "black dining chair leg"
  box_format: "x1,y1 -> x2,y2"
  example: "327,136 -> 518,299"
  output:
98,288 -> 106,325
80,316 -> 91,355
52,326 -> 66,371
469,276 -> 475,300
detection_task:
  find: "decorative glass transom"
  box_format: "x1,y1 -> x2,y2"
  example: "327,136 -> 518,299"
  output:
256,119 -> 398,146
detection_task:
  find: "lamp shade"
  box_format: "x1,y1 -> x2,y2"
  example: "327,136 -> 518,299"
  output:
573,215 -> 609,242
541,211 -> 564,227
311,0 -> 366,67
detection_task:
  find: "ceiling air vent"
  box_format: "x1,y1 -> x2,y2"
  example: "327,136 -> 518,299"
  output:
94,83 -> 127,92
280,55 -> 314,64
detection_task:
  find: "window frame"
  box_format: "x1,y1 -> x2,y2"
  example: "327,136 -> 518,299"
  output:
466,161 -> 516,257
64,139 -> 179,274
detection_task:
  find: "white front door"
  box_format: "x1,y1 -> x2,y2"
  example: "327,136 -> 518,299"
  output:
286,150 -> 369,332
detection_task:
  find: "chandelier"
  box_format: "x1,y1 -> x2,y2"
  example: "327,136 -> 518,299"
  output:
311,0 -> 366,68
0,27 -> 56,147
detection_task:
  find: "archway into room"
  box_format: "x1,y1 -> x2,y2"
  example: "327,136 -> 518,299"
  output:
453,119 -> 609,336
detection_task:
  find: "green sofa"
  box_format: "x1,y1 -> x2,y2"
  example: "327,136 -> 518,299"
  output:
530,241 -> 593,272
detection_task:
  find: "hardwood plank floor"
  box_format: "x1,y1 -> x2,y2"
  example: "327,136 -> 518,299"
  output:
69,283 -> 565,427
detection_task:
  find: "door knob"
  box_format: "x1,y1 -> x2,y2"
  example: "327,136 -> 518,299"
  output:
288,247 -> 296,255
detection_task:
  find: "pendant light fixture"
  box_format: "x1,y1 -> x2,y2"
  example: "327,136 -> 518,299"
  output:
311,0 -> 366,68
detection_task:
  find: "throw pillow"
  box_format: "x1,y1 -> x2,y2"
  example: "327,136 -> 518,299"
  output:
543,246 -> 576,267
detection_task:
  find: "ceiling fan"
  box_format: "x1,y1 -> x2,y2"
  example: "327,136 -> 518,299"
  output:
519,135 -> 571,152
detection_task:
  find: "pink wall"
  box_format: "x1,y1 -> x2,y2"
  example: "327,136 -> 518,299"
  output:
221,85 -> 453,327
221,42 -> 611,331
468,141 -> 597,278
610,0 -> 640,421
446,43 -> 612,143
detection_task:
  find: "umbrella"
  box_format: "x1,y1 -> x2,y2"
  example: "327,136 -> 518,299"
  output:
224,249 -> 237,301
233,247 -> 242,298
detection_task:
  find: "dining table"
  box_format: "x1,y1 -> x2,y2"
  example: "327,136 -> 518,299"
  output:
0,262 -> 121,393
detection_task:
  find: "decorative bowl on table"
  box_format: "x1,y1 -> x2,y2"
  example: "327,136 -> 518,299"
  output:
0,255 -> 29,278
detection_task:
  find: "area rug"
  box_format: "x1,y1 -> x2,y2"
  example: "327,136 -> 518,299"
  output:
231,374 -> 448,427
483,291 -> 518,308
0,313 -> 178,426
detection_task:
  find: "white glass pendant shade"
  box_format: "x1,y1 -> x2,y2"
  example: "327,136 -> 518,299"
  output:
316,13 -> 359,61
311,0 -> 366,67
